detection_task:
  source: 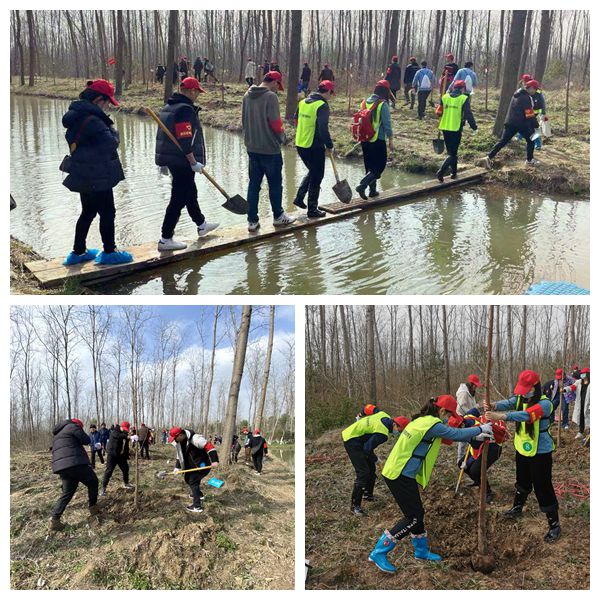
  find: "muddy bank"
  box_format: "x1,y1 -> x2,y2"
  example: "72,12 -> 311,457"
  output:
11,80 -> 589,196
306,428 -> 589,590
11,445 -> 294,589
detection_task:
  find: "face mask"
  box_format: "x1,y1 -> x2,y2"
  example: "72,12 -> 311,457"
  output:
392,430 -> 400,437
581,374 -> 587,380
524,390 -> 535,399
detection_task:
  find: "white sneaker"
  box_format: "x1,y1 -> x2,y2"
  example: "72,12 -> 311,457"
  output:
197,222 -> 219,237
273,212 -> 297,227
525,159 -> 540,167
158,238 -> 187,251
575,432 -> 583,439
248,221 -> 260,232
564,425 -> 569,430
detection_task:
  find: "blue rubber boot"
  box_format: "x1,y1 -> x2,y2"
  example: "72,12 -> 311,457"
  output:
63,249 -> 99,266
95,250 -> 134,265
368,532 -> 397,574
411,535 -> 442,561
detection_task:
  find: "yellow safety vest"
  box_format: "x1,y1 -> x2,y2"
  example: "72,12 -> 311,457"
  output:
364,99 -> 384,143
513,395 -> 554,457
341,411 -> 391,442
381,415 -> 442,489
438,92 -> 468,132
295,99 -> 325,148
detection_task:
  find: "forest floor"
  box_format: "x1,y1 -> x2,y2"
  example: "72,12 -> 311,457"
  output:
305,426 -> 589,590
10,445 -> 295,590
11,78 -> 589,195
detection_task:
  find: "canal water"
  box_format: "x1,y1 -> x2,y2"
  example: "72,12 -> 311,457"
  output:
10,95 -> 589,295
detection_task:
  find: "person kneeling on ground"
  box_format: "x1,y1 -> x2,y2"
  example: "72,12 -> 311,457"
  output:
485,369 -> 561,543
169,426 -> 219,513
50,418 -> 101,531
248,428 -> 268,475
155,77 -> 219,251
436,79 -> 477,182
368,395 -> 493,572
356,80 -> 394,199
293,80 -> 336,219
342,405 -> 409,516
61,80 -> 133,267
101,421 -> 134,496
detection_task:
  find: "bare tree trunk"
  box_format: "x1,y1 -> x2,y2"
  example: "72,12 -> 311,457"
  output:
339,305 -> 353,398
255,306 -> 275,430
495,10 -> 505,88
114,11 -> 124,97
366,306 -> 376,402
534,11 -> 552,83
26,10 -> 35,86
285,11 -> 302,120
163,10 -> 178,103
442,306 -> 451,394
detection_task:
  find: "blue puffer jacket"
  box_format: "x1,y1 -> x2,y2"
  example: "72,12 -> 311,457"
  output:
51,420 -> 91,473
89,430 -> 102,449
61,100 -> 124,193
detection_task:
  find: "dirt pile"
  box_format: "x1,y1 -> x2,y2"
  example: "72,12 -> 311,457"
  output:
11,445 -> 294,589
306,428 -> 589,589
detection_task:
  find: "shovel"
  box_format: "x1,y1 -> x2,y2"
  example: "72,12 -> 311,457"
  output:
328,151 -> 352,203
156,465 -> 212,480
432,131 -> 445,154
454,444 -> 471,496
144,107 -> 248,215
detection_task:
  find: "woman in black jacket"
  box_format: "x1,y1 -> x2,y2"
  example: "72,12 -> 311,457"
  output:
61,80 -> 133,266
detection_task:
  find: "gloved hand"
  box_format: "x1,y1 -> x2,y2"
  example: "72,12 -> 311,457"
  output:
210,462 -> 219,468
173,467 -> 180,474
474,432 -> 493,441
479,422 -> 494,436
190,162 -> 204,173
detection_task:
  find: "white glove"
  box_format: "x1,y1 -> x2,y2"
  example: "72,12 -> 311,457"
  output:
173,467 -> 180,474
190,162 -> 204,173
480,423 -> 494,436
474,432 -> 493,441
211,462 -> 219,468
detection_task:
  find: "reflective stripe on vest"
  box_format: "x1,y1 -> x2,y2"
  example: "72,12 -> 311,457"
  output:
341,410 -> 391,442
295,99 -> 325,148
381,415 -> 442,488
513,395 -> 555,457
439,92 -> 468,132
364,100 -> 384,143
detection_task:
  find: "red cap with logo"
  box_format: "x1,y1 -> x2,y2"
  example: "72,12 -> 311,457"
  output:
180,77 -> 206,92
393,416 -> 410,431
318,80 -> 335,94
71,418 -> 84,428
168,426 -> 183,443
264,71 -> 284,90
555,368 -> 564,379
434,395 -> 458,416
87,79 -> 119,106
120,421 -> 131,432
525,79 -> 540,90
514,370 -> 540,396
468,374 -> 482,387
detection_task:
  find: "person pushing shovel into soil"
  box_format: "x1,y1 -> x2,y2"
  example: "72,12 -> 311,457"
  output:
155,77 -> 219,251
168,427 -> 219,513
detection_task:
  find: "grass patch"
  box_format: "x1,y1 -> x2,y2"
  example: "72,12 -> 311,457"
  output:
215,531 -> 237,552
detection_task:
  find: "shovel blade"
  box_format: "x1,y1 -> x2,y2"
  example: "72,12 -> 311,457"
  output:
432,139 -> 445,155
221,194 -> 248,215
332,180 -> 353,204
156,470 -> 167,480
207,477 -> 224,488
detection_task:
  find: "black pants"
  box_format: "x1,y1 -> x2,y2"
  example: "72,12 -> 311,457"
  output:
390,88 -> 399,107
514,451 -> 558,513
296,146 -> 326,211
194,69 -> 202,80
465,443 -> 502,489
384,475 -> 426,539
90,448 -> 105,468
345,441 -> 376,506
102,454 -> 129,489
140,442 -> 150,460
245,77 -> 254,87
489,125 -> 535,162
73,190 -> 116,254
439,129 -> 463,176
52,465 -> 99,518
361,138 -> 388,182
417,90 -> 431,118
404,84 -> 415,107
187,472 -> 207,508
252,452 -> 264,473
162,167 -> 205,238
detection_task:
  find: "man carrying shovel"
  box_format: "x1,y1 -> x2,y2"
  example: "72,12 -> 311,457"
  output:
168,427 -> 219,513
155,76 -> 219,252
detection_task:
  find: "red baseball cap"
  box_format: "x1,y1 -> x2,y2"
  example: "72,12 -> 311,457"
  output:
87,79 -> 119,106
445,53 -> 454,60
120,421 -> 131,432
264,71 -> 284,90
392,55 -> 398,61
393,416 -> 410,431
453,79 -> 466,89
254,428 -> 261,434
468,374 -> 482,387
555,368 -> 564,379
363,403 -> 377,416
581,367 -> 590,374
514,370 -> 540,396
525,79 -> 540,90
376,79 -> 391,90
180,77 -> 206,92
71,418 -> 84,428
435,395 -> 458,415
318,79 -> 335,94
168,426 -> 183,443
521,73 -> 532,82
572,364 -> 579,370
409,56 -> 417,61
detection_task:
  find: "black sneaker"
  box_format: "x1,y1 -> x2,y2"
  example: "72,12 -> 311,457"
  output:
504,505 -> 524,519
293,198 -> 307,209
307,209 -> 326,219
544,523 -> 561,543
486,490 -> 494,504
355,184 -> 368,200
368,189 -> 379,198
351,505 -> 367,516
362,493 -> 375,502
450,173 -> 458,180
186,504 -> 204,514
436,170 -> 444,183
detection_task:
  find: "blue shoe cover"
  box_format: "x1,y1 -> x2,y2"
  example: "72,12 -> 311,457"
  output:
63,249 -> 99,266
412,536 -> 442,561
368,532 -> 397,573
95,250 -> 134,265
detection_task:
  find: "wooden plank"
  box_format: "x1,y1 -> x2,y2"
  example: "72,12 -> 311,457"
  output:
321,168 -> 487,214
24,168 -> 487,288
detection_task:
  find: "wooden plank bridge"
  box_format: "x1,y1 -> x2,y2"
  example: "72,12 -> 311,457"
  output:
24,168 -> 486,288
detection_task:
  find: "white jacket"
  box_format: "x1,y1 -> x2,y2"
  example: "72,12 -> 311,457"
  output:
456,383 -> 477,416
571,379 -> 590,429
245,61 -> 256,79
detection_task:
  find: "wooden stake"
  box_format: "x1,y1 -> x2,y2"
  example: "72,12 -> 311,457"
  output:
557,375 -> 563,447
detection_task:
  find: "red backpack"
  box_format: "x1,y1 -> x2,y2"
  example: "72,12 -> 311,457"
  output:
350,99 -> 382,142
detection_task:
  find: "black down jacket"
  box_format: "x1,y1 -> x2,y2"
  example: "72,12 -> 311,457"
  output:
51,420 -> 91,473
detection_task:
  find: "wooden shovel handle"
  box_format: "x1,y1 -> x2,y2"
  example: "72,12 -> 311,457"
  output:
329,152 -> 341,183
201,169 -> 230,200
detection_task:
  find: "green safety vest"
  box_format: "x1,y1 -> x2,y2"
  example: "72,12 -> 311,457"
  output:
513,394 -> 555,457
295,99 -> 325,148
381,415 -> 442,488
438,92 -> 468,132
533,90 -> 544,116
364,99 -> 384,143
341,410 -> 392,442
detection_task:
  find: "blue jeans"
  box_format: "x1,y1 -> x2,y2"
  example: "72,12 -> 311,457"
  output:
562,401 -> 570,427
247,152 -> 283,223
